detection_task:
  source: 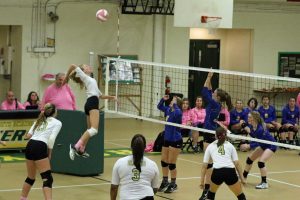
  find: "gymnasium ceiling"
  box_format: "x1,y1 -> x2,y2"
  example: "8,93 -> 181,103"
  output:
0,0 -> 300,13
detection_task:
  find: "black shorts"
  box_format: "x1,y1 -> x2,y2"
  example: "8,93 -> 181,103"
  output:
25,140 -> 48,161
140,196 -> 154,200
211,168 -> 239,186
163,139 -> 183,149
203,132 -> 215,144
84,96 -> 99,115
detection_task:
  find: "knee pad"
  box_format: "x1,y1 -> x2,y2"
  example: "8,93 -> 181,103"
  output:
87,127 -> 98,137
207,163 -> 213,169
258,161 -> 265,169
161,160 -> 168,167
237,193 -> 246,200
241,123 -> 247,129
40,170 -> 53,188
169,163 -> 176,170
207,191 -> 216,200
279,126 -> 286,133
288,126 -> 297,133
25,177 -> 35,186
246,157 -> 253,165
269,127 -> 276,132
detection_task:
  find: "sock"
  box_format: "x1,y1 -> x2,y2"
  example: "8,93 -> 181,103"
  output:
75,139 -> 84,152
171,178 -> 176,185
20,197 -> 27,200
237,193 -> 246,200
163,176 -> 168,183
243,171 -> 249,178
261,176 -> 267,183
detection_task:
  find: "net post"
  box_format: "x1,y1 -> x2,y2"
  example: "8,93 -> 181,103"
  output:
104,57 -> 110,112
115,58 -> 120,112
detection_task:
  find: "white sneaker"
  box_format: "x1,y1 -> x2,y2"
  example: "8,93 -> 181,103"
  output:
69,144 -> 75,160
255,182 -> 269,189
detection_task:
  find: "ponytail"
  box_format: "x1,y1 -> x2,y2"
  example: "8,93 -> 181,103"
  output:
33,103 -> 56,133
216,127 -> 227,147
216,89 -> 232,111
225,92 -> 233,111
131,134 -> 146,172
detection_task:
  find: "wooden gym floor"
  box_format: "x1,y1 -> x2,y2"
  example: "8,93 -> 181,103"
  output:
0,118 -> 300,200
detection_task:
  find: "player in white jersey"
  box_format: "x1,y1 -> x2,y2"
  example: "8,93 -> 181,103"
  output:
200,127 -> 246,200
64,64 -> 117,160
111,134 -> 160,200
20,103 -> 62,200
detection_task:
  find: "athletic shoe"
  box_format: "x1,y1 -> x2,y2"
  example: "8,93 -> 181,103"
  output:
158,181 -> 169,192
199,190 -> 208,200
255,182 -> 269,189
69,144 -> 76,160
76,150 -> 90,158
164,183 -> 177,193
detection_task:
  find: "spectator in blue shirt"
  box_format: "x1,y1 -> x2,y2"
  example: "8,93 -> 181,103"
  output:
230,99 -> 248,135
281,97 -> 299,145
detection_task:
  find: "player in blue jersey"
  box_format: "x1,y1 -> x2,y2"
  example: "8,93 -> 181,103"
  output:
281,97 -> 299,145
199,72 -> 232,200
257,96 -> 282,133
240,111 -> 277,189
157,95 -> 183,193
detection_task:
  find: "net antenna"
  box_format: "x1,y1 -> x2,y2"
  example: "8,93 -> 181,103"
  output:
201,15 -> 222,34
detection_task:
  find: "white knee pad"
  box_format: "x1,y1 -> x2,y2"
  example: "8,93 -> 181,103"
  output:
87,127 -> 98,137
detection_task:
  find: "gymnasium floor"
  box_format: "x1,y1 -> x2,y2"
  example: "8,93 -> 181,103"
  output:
0,118 -> 300,200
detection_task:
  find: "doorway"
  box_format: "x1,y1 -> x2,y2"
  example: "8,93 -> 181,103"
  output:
188,39 -> 220,107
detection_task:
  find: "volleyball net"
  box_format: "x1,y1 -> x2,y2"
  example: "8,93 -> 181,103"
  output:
102,57 -> 300,151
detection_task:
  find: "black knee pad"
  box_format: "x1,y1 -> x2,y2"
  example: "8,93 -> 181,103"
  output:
207,191 -> 216,200
161,160 -> 168,168
246,157 -> 253,165
207,163 -> 213,169
168,163 -> 176,170
40,170 -> 53,188
278,126 -> 285,133
241,123 -> 247,129
269,127 -> 276,132
258,161 -> 265,169
288,126 -> 297,133
25,177 -> 35,186
237,193 -> 246,200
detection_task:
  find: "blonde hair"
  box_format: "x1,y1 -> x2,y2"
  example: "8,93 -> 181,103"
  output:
249,111 -> 266,130
69,64 -> 86,89
33,103 -> 56,133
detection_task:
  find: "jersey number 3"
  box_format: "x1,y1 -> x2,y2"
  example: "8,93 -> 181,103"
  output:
218,145 -> 225,155
131,168 -> 140,181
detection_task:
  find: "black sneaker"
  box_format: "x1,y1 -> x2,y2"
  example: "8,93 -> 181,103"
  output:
199,190 -> 208,200
164,183 -> 177,193
158,182 -> 169,192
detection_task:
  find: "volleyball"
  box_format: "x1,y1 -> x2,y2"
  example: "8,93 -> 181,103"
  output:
96,9 -> 109,22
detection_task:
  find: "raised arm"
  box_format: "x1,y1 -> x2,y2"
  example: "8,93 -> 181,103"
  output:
157,95 -> 169,113
63,64 -> 77,84
204,72 -> 213,90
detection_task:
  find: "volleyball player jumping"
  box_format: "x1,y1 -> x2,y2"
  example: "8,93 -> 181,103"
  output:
64,64 -> 116,160
199,72 -> 232,200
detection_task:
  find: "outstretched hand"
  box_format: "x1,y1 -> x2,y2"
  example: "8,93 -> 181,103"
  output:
207,71 -> 214,78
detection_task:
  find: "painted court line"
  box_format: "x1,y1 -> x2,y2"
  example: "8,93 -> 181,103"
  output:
104,141 -> 129,148
252,169 -> 300,175
0,183 -> 110,192
249,174 -> 300,188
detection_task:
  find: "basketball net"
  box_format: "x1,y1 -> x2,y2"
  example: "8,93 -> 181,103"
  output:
201,16 -> 222,35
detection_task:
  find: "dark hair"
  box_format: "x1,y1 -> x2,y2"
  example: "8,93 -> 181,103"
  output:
216,127 -> 227,147
33,103 -> 56,132
182,98 -> 190,110
247,97 -> 258,109
195,96 -> 204,108
261,95 -> 270,101
26,91 -> 39,105
216,89 -> 233,111
131,134 -> 146,172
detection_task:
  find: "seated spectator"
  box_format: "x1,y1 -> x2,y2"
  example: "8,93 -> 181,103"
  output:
281,97 -> 299,145
0,91 -> 25,110
23,91 -> 41,110
41,73 -> 76,110
257,96 -> 281,132
244,97 -> 258,123
190,96 -> 206,151
180,98 -> 194,150
111,134 -> 159,200
230,99 -> 247,135
218,105 -> 230,128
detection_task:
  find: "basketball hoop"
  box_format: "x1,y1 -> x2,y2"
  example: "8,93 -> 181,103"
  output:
201,15 -> 222,34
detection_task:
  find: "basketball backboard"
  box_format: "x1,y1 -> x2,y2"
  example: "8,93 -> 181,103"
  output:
174,0 -> 233,29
